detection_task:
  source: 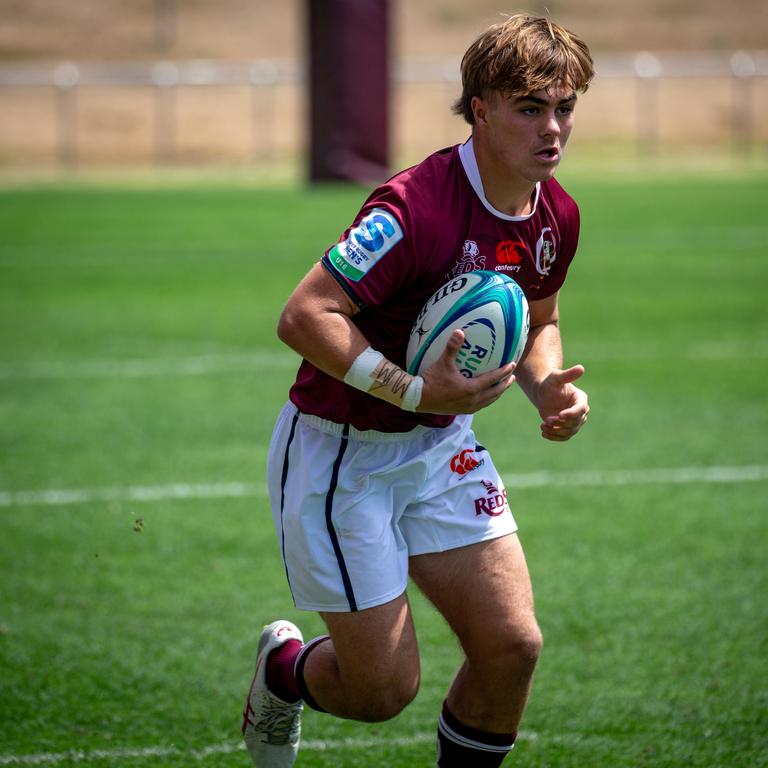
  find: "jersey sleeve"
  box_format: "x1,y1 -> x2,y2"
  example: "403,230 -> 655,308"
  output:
321,190 -> 417,309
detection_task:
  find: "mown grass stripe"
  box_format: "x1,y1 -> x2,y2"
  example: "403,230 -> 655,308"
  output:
0,352 -> 299,380
0,733 -> 440,765
0,731 -> 542,765
1,340 -> 768,381
0,465 -> 765,509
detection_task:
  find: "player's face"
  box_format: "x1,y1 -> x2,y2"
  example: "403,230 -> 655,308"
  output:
473,86 -> 577,184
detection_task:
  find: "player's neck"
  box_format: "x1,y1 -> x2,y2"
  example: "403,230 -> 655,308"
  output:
484,178 -> 536,217
471,138 -> 537,217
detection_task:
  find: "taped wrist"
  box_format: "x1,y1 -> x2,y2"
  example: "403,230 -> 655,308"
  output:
343,346 -> 423,412
343,346 -> 384,391
400,375 -> 423,412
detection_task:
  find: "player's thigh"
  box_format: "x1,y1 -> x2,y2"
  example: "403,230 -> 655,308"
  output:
409,533 -> 541,660
320,592 -> 420,697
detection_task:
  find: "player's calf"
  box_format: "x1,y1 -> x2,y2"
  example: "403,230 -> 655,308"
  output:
462,616 -> 543,727
341,673 -> 420,722
435,618 -> 543,766
302,639 -> 420,721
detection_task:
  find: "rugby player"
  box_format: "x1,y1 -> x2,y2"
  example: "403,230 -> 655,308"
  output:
243,13 -> 593,767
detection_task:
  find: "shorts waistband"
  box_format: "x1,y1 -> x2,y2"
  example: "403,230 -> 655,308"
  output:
294,407 -> 432,443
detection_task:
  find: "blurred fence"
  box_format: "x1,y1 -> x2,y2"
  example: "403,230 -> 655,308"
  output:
0,51 -> 766,170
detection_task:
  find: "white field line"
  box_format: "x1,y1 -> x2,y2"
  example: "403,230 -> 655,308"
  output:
0,465 -> 766,509
0,482 -> 268,508
504,464 -> 768,488
0,352 -> 299,380
1,340 -> 768,381
1,729 -> 541,766
0,731 -> 538,766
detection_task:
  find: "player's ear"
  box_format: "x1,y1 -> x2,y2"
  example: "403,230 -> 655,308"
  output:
471,95 -> 488,125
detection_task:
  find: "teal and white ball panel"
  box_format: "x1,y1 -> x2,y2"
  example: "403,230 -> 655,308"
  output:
406,271 -> 530,378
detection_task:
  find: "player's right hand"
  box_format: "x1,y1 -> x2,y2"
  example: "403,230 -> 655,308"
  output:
416,330 -> 516,415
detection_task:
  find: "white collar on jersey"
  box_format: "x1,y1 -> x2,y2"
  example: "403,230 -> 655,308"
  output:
458,137 -> 541,222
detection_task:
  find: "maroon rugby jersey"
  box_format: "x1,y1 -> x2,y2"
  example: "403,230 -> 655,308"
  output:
288,138 -> 581,432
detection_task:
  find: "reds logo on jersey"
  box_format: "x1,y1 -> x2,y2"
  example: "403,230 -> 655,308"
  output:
449,239 -> 486,278
473,479 -> 509,517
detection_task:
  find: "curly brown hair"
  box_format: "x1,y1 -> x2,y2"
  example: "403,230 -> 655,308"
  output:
453,14 -> 594,124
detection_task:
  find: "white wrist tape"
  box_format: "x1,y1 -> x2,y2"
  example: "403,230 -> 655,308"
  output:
343,346 -> 385,392
343,346 -> 423,412
400,375 -> 423,412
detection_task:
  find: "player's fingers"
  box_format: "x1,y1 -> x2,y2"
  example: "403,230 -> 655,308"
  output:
542,430 -> 572,442
476,361 -> 516,389
541,421 -> 575,439
547,364 -> 585,386
541,412 -> 587,439
491,374 -> 515,395
491,371 -> 516,393
555,402 -> 590,424
544,413 -> 585,430
478,374 -> 515,408
441,329 -> 465,361
472,375 -> 513,410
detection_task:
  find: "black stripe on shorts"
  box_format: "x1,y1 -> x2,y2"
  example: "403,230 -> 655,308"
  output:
325,423 -> 357,611
279,410 -> 300,603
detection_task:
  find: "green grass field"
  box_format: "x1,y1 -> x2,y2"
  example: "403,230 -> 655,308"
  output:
1,169 -> 767,767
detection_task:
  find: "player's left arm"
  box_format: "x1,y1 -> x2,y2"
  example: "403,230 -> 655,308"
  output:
514,291 -> 589,441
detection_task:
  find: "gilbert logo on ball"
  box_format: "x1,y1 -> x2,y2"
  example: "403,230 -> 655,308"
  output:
406,271 -> 530,378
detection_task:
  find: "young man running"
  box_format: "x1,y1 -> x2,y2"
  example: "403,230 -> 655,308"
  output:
243,13 -> 593,767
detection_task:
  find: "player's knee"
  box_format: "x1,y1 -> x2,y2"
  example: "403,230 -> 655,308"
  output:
503,617 -> 543,669
515,620 -> 543,665
352,674 -> 420,722
476,616 -> 543,674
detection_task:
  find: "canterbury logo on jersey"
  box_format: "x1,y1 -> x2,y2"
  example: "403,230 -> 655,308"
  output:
326,208 -> 403,282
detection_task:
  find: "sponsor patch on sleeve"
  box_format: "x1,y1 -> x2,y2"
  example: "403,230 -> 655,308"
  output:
326,208 -> 403,282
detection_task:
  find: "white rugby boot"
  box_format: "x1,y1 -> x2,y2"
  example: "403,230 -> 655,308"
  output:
242,620 -> 304,767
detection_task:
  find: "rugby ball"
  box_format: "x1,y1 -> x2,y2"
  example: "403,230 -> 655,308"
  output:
406,271 -> 529,378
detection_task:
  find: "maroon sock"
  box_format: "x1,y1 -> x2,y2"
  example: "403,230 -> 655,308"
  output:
294,635 -> 331,712
265,639 -> 303,702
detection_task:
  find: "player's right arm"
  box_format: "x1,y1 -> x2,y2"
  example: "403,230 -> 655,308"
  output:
277,263 -> 515,415
514,291 -> 589,440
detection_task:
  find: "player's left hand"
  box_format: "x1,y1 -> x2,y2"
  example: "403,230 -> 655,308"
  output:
535,365 -> 589,441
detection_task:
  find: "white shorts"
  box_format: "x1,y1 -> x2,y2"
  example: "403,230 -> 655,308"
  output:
266,402 -> 518,612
